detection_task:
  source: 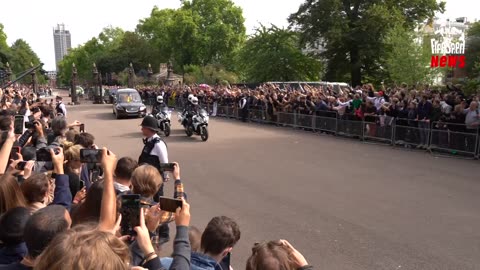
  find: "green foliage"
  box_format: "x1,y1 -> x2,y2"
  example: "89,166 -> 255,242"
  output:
9,39 -> 44,83
137,0 -> 246,71
57,27 -> 158,86
237,25 -> 323,83
0,23 -> 9,66
383,25 -> 436,86
181,0 -> 246,65
289,0 -> 445,86
184,64 -> 238,84
465,22 -> 480,78
0,24 -> 45,83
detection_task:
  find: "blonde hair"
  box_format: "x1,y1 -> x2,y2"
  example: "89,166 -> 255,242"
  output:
34,224 -> 130,270
131,165 -> 162,198
63,141 -> 82,163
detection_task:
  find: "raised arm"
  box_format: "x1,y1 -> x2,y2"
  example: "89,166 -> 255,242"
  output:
0,127 -> 15,174
98,148 -> 118,232
169,199 -> 192,270
51,147 -> 72,210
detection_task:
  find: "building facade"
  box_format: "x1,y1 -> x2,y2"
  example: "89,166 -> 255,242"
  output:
53,24 -> 71,71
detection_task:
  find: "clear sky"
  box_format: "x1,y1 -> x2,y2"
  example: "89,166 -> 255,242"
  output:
1,0 -> 479,70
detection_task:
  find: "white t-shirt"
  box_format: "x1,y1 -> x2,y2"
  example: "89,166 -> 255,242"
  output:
148,134 -> 168,164
58,103 -> 67,117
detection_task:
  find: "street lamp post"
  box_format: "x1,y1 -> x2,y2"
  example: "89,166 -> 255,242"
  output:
128,63 -> 135,88
147,63 -> 153,84
71,63 -> 78,104
30,62 -> 37,95
5,62 -> 12,82
166,60 -> 174,86
92,63 -> 99,103
98,71 -> 103,104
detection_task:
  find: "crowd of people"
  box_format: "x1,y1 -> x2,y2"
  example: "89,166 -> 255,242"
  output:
0,83 -> 314,270
135,83 -> 480,152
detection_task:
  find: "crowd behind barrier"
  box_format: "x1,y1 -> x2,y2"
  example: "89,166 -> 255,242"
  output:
136,81 -> 480,159
208,106 -> 480,157
0,83 -> 314,269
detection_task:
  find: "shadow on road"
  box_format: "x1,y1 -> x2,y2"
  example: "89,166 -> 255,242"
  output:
164,134 -> 206,144
85,112 -> 144,122
85,112 -> 116,121
111,132 -> 141,139
168,129 -> 187,135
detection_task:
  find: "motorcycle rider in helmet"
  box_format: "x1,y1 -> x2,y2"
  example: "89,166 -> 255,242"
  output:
182,96 -> 200,126
181,94 -> 194,121
152,95 -> 167,115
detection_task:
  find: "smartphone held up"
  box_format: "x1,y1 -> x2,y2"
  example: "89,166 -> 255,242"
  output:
80,149 -> 103,163
159,196 -> 183,213
14,115 -> 24,135
119,194 -> 141,236
15,161 -> 28,170
159,163 -> 176,172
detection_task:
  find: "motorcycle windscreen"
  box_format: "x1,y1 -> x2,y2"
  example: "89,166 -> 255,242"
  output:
199,109 -> 208,116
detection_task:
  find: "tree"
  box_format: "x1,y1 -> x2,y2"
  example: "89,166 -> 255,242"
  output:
0,24 -> 11,67
181,0 -> 246,66
184,64 -> 238,84
383,25 -> 435,86
465,22 -> 480,78
57,27 -> 160,86
9,39 -> 43,82
106,31 -> 159,75
289,0 -> 445,86
237,25 -> 322,82
57,38 -> 100,85
137,0 -> 246,72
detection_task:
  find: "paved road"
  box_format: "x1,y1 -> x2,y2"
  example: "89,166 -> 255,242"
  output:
68,101 -> 480,270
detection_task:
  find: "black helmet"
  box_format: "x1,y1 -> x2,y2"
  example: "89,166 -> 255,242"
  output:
140,115 -> 159,131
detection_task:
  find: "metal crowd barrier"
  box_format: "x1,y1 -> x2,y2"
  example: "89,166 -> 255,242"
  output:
337,115 -> 363,139
363,115 -> 394,144
429,122 -> 479,157
393,120 -> 424,148
210,106 -> 480,159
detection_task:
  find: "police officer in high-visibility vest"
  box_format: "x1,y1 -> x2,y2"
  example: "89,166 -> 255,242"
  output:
138,115 -> 170,243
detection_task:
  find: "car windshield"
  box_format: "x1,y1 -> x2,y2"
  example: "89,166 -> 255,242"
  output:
118,92 -> 141,103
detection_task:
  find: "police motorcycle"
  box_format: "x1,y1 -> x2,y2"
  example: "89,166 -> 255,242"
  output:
178,96 -> 209,142
152,96 -> 171,137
